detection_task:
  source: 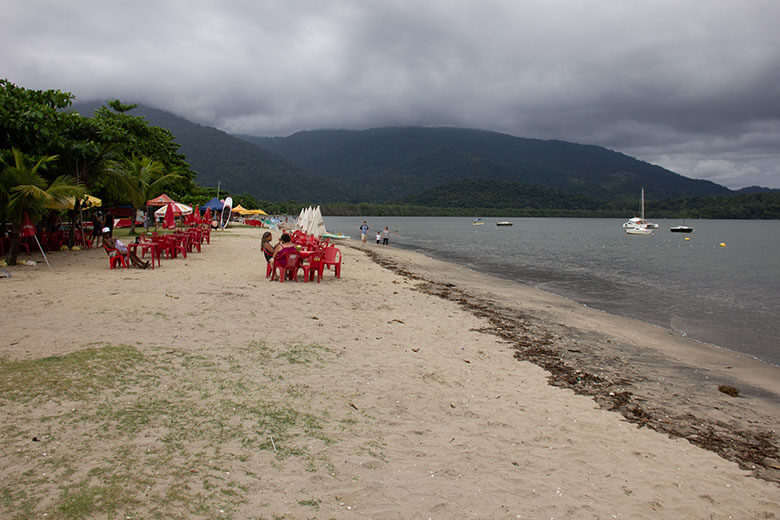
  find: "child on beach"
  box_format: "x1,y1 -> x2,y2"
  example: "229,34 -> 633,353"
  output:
376,231 -> 381,244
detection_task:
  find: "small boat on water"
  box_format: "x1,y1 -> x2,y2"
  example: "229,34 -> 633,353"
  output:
670,199 -> 694,233
472,217 -> 485,226
623,188 -> 658,230
626,225 -> 653,235
670,225 -> 694,233
496,221 -> 513,226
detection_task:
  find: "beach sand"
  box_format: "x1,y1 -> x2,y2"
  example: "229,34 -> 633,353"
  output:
1,226 -> 778,519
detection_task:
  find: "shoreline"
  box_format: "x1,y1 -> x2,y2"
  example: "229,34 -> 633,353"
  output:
354,242 -> 780,482
397,241 -> 780,369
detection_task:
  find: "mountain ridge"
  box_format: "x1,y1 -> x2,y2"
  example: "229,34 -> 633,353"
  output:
238,126 -> 732,203
72,101 -> 748,207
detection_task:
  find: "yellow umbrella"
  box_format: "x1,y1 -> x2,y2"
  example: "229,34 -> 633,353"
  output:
48,194 -> 102,210
246,208 -> 269,215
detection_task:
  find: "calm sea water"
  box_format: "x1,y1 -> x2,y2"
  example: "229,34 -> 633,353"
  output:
324,217 -> 780,366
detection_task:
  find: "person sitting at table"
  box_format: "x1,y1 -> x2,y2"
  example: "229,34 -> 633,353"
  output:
102,227 -> 150,269
270,233 -> 299,280
261,231 -> 275,262
272,232 -> 296,259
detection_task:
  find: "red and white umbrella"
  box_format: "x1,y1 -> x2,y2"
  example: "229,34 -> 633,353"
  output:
153,202 -> 193,218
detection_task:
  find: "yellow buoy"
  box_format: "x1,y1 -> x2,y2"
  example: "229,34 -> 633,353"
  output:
719,242 -> 726,248
685,237 -> 690,241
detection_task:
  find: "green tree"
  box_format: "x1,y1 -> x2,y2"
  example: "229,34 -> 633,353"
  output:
1,149 -> 82,265
90,102 -> 196,198
104,155 -> 182,234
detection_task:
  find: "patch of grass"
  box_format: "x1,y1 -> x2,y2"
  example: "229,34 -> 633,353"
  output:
1,340 -> 358,519
0,345 -> 142,403
277,343 -> 332,365
56,477 -> 140,520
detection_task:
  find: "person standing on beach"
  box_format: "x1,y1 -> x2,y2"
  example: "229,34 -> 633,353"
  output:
382,226 -> 390,246
91,210 -> 104,247
360,221 -> 369,245
376,231 -> 381,245
104,209 -> 114,237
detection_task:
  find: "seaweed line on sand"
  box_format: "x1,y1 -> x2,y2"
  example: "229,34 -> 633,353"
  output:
361,247 -> 779,483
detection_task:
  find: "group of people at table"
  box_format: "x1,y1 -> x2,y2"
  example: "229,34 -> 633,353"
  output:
261,230 -> 341,282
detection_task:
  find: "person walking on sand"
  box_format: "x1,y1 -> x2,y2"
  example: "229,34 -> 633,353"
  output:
360,221 -> 369,245
376,231 -> 381,245
382,226 -> 390,246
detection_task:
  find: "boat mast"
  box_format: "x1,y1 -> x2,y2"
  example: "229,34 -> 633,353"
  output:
641,188 -> 645,220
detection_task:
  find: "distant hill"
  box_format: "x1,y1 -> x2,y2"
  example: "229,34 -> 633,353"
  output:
238,127 -> 732,204
734,186 -> 780,194
71,102 -> 346,202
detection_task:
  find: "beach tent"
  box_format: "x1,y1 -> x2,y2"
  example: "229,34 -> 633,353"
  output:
231,204 -> 249,215
202,197 -> 224,211
246,208 -> 268,215
146,194 -> 176,207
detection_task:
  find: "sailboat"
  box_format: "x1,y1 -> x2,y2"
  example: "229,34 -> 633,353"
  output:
670,199 -> 695,233
623,188 -> 656,234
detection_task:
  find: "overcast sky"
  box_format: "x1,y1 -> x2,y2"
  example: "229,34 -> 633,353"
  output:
3,0 -> 779,189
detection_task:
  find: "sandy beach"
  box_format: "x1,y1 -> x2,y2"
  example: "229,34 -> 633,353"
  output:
1,225 -> 778,519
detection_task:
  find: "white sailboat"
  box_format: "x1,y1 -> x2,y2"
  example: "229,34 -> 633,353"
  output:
623,188 -> 656,234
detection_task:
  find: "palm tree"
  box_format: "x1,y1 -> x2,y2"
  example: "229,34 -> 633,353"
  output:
104,155 -> 182,234
1,149 -> 83,265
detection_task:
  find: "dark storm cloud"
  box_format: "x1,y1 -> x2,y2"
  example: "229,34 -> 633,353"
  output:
3,0 -> 779,188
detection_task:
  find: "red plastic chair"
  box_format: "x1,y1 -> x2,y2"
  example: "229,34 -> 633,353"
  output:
103,244 -> 129,269
272,252 -> 301,283
321,246 -> 342,279
301,251 -> 323,283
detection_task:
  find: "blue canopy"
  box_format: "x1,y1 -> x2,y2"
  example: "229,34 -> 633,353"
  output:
202,197 -> 224,211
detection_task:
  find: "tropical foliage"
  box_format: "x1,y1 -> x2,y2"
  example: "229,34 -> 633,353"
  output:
0,149 -> 82,264
103,155 -> 182,233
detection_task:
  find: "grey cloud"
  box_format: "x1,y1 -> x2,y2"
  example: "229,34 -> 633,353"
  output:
2,0 -> 779,188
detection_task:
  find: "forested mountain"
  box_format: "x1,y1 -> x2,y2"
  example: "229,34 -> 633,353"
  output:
71,102 -> 346,202
72,102 -> 769,216
238,127 -> 731,204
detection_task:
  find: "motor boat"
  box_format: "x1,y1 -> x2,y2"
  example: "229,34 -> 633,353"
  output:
625,225 -> 653,235
496,221 -> 513,226
670,225 -> 694,233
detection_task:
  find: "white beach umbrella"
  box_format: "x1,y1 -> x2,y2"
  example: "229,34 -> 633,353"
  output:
311,205 -> 326,237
